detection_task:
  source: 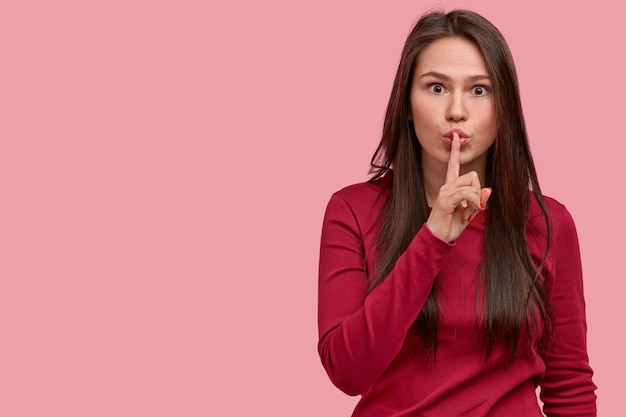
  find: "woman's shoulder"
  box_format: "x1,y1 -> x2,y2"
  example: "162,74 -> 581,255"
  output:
529,193 -> 568,217
324,172 -> 391,222
333,174 -> 391,205
528,193 -> 578,234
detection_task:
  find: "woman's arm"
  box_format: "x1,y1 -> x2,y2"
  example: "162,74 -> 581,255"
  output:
317,192 -> 453,395
539,204 -> 597,416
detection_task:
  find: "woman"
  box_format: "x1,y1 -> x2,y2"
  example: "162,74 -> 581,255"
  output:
318,9 -> 596,416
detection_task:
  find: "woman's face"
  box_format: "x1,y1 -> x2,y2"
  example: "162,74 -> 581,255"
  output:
409,36 -> 497,177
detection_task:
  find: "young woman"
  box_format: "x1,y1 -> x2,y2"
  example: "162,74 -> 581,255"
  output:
318,10 -> 596,416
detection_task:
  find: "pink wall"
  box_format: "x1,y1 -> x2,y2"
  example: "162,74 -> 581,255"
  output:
2,0 -> 621,415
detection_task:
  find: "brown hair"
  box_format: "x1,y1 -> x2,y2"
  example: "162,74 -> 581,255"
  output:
369,9 -> 552,358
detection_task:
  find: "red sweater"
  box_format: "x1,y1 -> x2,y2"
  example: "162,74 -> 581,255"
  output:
318,174 -> 596,416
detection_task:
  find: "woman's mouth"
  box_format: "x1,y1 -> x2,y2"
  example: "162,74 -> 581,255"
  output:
442,129 -> 470,146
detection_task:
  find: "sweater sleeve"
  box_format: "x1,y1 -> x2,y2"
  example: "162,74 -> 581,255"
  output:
317,193 -> 453,396
539,204 -> 597,416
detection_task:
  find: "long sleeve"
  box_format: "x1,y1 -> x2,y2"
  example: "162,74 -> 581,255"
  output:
540,204 -> 597,416
317,191 -> 453,396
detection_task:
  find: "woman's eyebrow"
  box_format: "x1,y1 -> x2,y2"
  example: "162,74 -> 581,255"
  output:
419,71 -> 491,82
467,74 -> 491,82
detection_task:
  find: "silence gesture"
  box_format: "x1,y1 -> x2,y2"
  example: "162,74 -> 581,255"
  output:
426,132 -> 492,243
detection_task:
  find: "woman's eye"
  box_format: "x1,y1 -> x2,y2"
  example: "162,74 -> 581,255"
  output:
471,85 -> 488,96
428,84 -> 445,94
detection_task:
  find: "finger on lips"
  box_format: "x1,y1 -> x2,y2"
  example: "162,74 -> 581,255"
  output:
446,132 -> 461,183
441,132 -> 491,220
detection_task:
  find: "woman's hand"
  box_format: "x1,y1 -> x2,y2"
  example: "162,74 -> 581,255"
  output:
426,133 -> 492,243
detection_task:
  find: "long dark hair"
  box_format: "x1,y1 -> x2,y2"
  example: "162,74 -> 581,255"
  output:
369,9 -> 552,358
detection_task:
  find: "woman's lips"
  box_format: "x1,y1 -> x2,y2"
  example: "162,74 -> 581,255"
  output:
442,130 -> 470,146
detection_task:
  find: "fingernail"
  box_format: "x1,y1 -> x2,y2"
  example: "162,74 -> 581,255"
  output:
480,202 -> 484,209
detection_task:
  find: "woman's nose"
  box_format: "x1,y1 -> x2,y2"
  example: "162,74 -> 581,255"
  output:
446,94 -> 467,122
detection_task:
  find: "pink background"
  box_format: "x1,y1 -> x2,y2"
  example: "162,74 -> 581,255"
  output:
1,0 -> 622,415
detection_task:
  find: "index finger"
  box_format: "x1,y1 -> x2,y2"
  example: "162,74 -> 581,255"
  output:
445,132 -> 461,183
